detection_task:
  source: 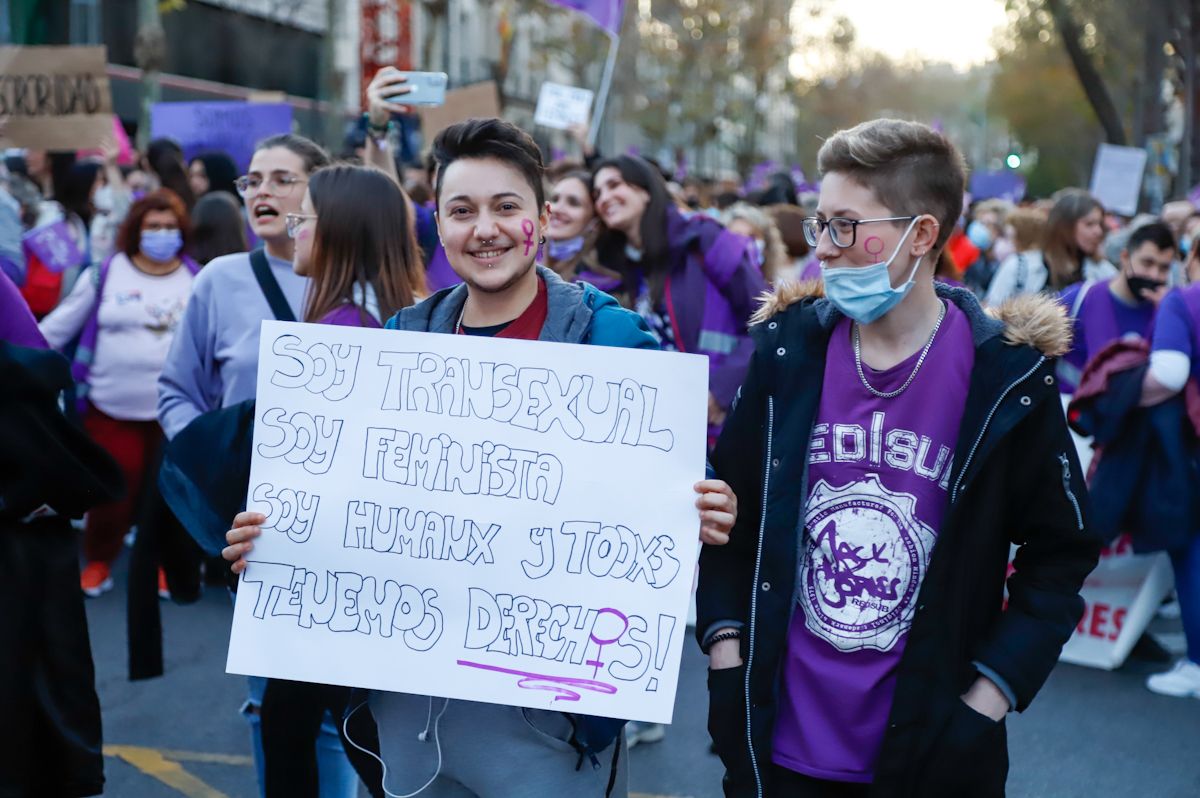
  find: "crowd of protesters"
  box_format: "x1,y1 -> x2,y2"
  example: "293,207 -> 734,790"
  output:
2,70 -> 1200,798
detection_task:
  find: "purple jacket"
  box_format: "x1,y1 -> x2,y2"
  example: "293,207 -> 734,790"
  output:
605,208 -> 766,437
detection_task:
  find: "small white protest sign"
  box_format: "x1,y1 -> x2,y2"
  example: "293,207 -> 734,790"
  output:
1089,143 -> 1147,217
534,82 -> 595,130
226,321 -> 708,724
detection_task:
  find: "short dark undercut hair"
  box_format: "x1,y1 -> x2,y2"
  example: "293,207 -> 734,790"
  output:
1126,221 -> 1176,255
817,118 -> 966,251
431,117 -> 545,209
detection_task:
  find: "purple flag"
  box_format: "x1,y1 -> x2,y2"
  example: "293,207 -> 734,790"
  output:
23,221 -> 85,273
548,0 -> 624,35
1188,182 -> 1200,209
969,171 -> 1027,203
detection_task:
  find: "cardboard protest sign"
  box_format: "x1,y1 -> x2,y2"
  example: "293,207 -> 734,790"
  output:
150,102 -> 293,172
22,220 -> 85,273
417,82 -> 501,140
534,82 -> 594,130
0,46 -> 113,151
227,322 -> 709,723
1089,144 -> 1147,217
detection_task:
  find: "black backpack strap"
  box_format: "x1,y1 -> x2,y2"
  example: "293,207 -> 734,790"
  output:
249,248 -> 296,322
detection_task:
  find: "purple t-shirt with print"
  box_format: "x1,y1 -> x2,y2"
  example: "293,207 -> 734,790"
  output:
772,299 -> 974,783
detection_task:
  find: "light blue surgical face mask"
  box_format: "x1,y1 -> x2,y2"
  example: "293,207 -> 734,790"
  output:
966,219 -> 993,251
140,229 -> 183,262
821,216 -> 924,325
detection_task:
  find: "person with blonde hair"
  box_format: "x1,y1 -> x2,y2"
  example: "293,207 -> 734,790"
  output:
723,202 -> 788,285
983,207 -> 1048,305
699,118 -> 1100,796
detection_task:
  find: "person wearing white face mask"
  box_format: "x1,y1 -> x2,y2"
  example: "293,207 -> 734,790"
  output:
38,189 -> 200,596
698,119 -> 1102,797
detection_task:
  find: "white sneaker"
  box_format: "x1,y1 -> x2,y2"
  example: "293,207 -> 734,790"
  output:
1147,659 -> 1200,698
1158,599 -> 1182,620
625,721 -> 666,749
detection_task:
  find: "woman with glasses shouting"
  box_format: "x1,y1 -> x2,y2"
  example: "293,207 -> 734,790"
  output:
155,134 -> 363,798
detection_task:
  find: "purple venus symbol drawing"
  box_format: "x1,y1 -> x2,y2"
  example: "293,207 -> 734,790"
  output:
863,235 -> 885,257
586,608 -> 629,678
522,219 -> 535,256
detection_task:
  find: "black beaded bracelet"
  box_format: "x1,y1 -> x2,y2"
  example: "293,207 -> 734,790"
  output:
703,629 -> 741,654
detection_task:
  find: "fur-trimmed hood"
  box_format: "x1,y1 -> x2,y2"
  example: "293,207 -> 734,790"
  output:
751,278 -> 1072,358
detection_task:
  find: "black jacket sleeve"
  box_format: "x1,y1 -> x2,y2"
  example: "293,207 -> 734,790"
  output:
974,393 -> 1101,710
696,350 -> 768,650
0,343 -> 124,521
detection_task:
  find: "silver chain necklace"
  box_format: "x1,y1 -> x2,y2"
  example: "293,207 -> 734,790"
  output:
853,302 -> 947,399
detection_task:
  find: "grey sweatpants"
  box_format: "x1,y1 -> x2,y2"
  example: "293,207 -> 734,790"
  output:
364,692 -> 628,798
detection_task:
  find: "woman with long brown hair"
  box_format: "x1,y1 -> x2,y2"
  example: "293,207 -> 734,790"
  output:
288,164 -> 426,327
257,163 -> 426,798
1043,188 -> 1114,291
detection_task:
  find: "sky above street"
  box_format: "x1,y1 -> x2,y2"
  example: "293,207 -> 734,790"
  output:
791,0 -> 1011,75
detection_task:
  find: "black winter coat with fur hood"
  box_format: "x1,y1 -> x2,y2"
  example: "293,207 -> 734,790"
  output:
696,281 -> 1103,798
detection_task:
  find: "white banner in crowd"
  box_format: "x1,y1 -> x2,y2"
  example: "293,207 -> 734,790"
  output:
1089,143 -> 1148,217
534,81 -> 595,130
226,322 -> 708,724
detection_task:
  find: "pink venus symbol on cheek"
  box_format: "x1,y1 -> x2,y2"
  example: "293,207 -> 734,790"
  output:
864,236 -> 885,257
521,219 -> 535,256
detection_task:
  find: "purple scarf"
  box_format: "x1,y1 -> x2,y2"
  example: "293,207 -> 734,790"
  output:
72,254 -> 201,411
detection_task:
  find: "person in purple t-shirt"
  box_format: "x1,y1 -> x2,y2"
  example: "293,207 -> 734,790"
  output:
1057,222 -> 1176,393
698,119 -> 1101,798
1141,279 -> 1200,701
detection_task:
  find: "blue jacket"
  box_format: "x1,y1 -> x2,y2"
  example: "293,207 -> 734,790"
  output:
386,264 -> 658,351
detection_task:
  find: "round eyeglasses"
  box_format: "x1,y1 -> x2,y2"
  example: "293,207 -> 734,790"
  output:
285,213 -> 317,239
236,173 -> 307,198
801,215 -> 916,249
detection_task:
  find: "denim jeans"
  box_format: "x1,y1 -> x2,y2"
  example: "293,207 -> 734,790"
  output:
242,676 -> 359,798
1170,533 -> 1200,664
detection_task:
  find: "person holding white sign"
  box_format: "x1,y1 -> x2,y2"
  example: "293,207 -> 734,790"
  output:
698,119 -> 1101,797
224,117 -> 738,798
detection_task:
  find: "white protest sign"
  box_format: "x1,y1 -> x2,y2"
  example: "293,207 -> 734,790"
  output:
1089,143 -> 1147,216
227,321 -> 709,724
1059,535 -> 1174,670
1016,399 -> 1176,670
534,82 -> 595,130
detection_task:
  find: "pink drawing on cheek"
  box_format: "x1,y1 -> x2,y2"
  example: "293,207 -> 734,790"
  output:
521,219 -> 535,256
864,236 -> 885,257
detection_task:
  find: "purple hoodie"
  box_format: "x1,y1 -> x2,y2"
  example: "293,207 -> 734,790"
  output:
603,207 -> 766,438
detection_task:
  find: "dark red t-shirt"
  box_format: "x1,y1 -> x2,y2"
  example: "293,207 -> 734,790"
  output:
457,275 -> 548,340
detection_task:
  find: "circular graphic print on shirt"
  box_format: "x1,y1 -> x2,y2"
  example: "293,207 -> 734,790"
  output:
799,476 -> 938,653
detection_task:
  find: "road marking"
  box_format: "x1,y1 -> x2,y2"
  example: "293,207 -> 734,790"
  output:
105,744 -> 689,798
104,745 -> 234,798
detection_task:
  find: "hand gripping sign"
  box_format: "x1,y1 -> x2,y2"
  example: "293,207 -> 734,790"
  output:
227,321 -> 708,724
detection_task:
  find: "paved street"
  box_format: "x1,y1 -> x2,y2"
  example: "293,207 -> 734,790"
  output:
87,557 -> 1199,798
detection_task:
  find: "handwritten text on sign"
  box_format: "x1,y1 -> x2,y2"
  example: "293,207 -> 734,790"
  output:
226,321 -> 708,723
